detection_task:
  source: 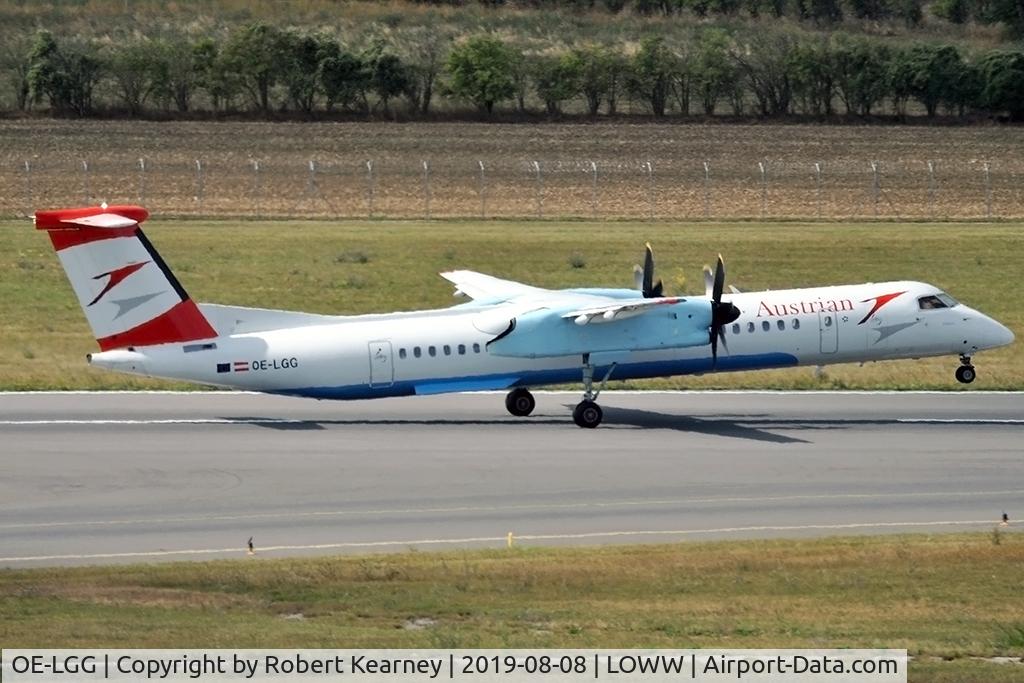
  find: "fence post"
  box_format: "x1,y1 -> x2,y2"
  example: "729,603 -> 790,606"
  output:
758,161 -> 767,219
590,161 -> 598,218
645,161 -> 655,220
814,162 -> 823,220
533,160 -> 542,219
926,160 -> 936,218
252,160 -> 261,219
983,161 -> 992,219
138,158 -> 146,205
703,160 -> 711,219
195,159 -> 204,213
81,160 -> 90,204
870,161 -> 880,218
23,161 -> 32,215
366,160 -> 375,218
478,161 -> 486,219
422,160 -> 431,220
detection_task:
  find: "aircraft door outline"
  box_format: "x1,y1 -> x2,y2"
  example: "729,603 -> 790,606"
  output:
368,340 -> 394,387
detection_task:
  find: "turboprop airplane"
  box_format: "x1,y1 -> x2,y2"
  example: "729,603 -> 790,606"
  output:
36,205 -> 1014,428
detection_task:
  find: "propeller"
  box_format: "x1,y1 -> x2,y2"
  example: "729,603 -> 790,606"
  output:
635,242 -> 663,298
705,254 -> 741,368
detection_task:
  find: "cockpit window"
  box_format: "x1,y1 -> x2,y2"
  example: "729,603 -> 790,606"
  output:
919,294 -> 957,310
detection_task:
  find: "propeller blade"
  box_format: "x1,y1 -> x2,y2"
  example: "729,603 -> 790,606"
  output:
713,254 -> 725,305
703,265 -> 714,298
710,323 -> 718,367
651,278 -> 663,298
633,264 -> 644,291
642,243 -> 655,297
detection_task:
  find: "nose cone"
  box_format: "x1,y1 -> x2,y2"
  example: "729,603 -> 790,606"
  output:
982,316 -> 1015,350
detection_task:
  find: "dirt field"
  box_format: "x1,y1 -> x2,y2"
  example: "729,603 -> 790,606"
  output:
3,120 -> 1024,220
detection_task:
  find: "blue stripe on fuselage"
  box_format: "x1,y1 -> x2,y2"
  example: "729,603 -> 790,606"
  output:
272,352 -> 798,401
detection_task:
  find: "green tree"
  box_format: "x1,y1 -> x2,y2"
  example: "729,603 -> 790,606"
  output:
932,0 -> 971,22
222,22 -> 288,113
194,38 -> 242,112
446,35 -> 517,114
730,32 -> 796,116
318,44 -> 370,112
27,31 -> 102,116
533,53 -> 581,114
107,40 -> 161,115
832,35 -> 890,116
370,52 -> 411,115
279,31 -> 327,114
568,44 -> 617,115
978,50 -> 1024,120
1,31 -> 33,111
905,44 -> 964,117
398,25 -> 451,115
628,36 -> 674,116
790,38 -> 836,116
693,30 -> 735,115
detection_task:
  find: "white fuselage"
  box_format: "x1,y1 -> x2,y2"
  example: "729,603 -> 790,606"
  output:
89,280 -> 1013,400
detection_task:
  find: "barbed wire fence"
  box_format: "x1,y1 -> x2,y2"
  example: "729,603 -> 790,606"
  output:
2,157 -> 1019,221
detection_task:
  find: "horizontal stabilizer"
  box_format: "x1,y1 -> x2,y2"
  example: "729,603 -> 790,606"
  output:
60,213 -> 139,229
199,303 -> 344,335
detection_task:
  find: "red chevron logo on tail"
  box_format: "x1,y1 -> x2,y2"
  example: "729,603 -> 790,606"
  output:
88,261 -> 150,306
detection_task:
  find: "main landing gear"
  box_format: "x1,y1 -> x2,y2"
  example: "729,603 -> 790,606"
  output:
573,353 -> 617,429
505,387 -> 536,416
955,355 -> 976,384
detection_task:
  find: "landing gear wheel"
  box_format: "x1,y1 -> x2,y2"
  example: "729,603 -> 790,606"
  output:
573,400 -> 603,428
955,365 -> 976,384
505,388 -> 536,417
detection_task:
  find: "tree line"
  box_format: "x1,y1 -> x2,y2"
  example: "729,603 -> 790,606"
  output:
7,24 -> 1024,121
424,0 -> 1024,36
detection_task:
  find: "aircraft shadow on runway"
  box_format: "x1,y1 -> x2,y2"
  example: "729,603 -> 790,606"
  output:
219,409 -> 853,444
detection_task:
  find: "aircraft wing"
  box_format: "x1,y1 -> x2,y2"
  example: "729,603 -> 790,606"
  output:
563,297 -> 685,325
440,270 -> 547,302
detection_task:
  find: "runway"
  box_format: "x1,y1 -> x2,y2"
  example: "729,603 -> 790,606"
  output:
1,391 -> 1021,567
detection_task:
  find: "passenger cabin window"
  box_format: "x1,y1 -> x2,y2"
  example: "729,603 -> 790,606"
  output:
747,322 -> 755,333
473,343 -> 481,353
777,320 -> 785,330
399,348 -> 407,359
823,315 -> 833,327
762,321 -> 770,332
793,318 -> 800,330
732,323 -> 740,335
428,346 -> 437,357
413,347 -> 421,358
458,344 -> 466,355
443,345 -> 451,356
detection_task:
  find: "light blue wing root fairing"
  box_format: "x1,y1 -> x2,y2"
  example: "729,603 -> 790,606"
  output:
486,299 -> 713,358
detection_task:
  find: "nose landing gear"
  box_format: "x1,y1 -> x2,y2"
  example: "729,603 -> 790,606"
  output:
955,355 -> 976,384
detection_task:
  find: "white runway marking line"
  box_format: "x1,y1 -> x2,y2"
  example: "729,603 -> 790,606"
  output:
1,390 -> 1022,396
2,489 -> 1022,531
0,519 -> 1010,563
3,417 -> 1024,426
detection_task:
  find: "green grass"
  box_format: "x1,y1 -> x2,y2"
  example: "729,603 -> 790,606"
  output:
1,219 -> 1021,390
1,533 -> 1023,682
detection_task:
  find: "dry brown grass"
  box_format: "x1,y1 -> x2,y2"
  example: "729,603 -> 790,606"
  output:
2,120 -> 1023,220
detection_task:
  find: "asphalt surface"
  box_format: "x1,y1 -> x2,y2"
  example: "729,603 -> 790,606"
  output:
0,391 -> 1021,567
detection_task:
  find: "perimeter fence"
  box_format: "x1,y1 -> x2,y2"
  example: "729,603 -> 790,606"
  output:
2,157 -> 1021,221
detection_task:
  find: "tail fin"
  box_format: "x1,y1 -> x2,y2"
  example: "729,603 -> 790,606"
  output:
35,205 -> 217,350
